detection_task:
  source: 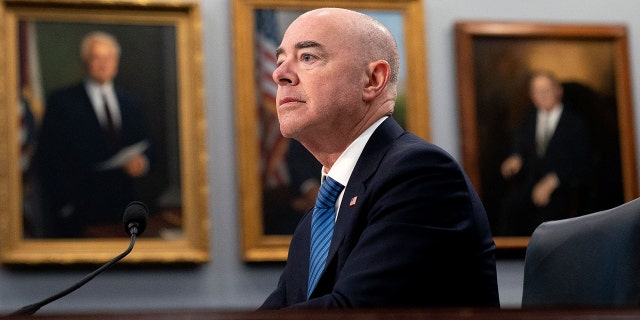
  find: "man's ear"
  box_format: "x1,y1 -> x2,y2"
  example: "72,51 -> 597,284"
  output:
363,60 -> 390,101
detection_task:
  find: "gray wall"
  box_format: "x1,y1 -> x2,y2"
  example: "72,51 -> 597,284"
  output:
1,0 -> 638,314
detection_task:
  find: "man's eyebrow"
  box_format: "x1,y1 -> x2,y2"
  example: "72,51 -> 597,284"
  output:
296,40 -> 322,50
275,41 -> 323,59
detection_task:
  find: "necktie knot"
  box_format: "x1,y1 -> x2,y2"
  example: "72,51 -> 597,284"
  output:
315,176 -> 344,209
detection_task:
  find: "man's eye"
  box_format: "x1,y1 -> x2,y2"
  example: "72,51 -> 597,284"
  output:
301,53 -> 314,62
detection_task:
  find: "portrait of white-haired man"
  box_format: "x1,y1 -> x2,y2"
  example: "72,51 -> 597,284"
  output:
32,31 -> 152,238
498,70 -> 592,236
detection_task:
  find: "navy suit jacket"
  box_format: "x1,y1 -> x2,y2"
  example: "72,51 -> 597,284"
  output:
261,117 -> 499,308
33,82 -> 150,237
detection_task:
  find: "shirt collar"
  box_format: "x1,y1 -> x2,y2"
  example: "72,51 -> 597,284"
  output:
323,116 -> 388,186
85,78 -> 114,96
538,103 -> 563,118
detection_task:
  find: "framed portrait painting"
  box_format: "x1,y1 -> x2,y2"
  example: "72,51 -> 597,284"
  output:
0,0 -> 209,264
455,21 -> 638,249
233,0 -> 430,262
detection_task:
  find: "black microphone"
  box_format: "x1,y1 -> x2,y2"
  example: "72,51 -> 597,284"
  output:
123,201 -> 148,237
4,201 -> 148,317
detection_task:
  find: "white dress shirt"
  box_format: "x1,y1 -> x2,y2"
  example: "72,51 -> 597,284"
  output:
322,116 -> 388,219
85,79 -> 122,131
536,104 -> 562,155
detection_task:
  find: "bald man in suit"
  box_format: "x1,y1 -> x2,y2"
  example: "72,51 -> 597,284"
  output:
260,8 -> 499,308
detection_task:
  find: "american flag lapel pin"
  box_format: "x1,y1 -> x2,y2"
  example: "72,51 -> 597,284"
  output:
349,196 -> 358,207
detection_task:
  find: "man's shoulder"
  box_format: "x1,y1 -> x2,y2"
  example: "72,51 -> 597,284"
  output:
49,82 -> 86,100
395,132 -> 454,158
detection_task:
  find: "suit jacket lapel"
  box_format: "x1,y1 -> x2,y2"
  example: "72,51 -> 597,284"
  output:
327,117 -> 405,259
546,108 -> 568,150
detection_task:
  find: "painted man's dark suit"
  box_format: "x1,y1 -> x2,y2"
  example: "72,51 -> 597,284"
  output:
261,117 -> 499,308
500,107 -> 591,235
33,82 -> 150,238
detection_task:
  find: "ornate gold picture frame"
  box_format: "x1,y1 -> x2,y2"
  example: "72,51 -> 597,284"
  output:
233,0 -> 430,262
455,21 -> 638,250
0,0 -> 209,264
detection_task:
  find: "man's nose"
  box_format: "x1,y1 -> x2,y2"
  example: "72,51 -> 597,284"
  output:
273,61 -> 296,85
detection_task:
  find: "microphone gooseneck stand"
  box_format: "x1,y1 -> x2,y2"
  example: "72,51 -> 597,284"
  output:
5,230 -> 139,318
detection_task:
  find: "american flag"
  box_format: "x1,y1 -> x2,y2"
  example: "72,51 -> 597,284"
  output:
18,20 -> 41,175
18,20 -> 42,236
255,10 -> 291,188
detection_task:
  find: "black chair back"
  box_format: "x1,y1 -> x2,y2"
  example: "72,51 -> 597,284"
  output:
522,197 -> 640,307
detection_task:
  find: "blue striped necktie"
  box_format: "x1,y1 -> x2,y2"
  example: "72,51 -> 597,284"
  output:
308,176 -> 344,298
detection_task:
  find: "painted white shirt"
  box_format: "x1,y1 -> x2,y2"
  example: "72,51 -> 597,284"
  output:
85,79 -> 122,130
